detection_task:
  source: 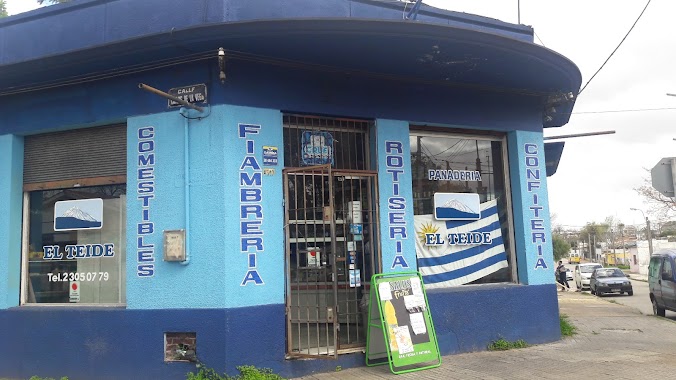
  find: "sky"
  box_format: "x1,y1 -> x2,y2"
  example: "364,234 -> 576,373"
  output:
6,0 -> 676,231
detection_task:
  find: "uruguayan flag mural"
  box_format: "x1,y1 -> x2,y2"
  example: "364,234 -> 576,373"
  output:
415,199 -> 508,289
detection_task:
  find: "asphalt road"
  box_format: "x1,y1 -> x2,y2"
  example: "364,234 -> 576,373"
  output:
566,269 -> 676,320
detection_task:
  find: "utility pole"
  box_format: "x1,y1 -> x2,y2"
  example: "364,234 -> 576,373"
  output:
646,217 -> 654,256
621,228 -> 627,264
631,208 -> 654,256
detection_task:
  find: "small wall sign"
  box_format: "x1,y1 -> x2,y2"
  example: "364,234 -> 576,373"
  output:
167,84 -> 207,107
301,131 -> 334,166
263,146 -> 278,166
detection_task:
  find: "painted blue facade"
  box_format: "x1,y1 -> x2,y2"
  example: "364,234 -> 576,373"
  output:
375,119 -> 416,273
125,105 -> 285,309
508,131 -> 555,284
0,0 -> 580,379
0,135 -> 23,310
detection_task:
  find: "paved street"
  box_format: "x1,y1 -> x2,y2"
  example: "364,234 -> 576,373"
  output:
594,275 -> 676,319
294,286 -> 676,380
565,264 -> 676,319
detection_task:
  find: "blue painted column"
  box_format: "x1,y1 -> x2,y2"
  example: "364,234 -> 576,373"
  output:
127,105 -> 285,309
374,119 -> 416,273
222,105 -> 285,308
0,134 -> 23,309
507,130 -> 554,285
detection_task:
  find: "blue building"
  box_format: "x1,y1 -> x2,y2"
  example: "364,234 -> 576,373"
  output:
0,1 -> 580,379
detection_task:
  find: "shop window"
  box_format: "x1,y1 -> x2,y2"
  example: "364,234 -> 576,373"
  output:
410,131 -> 514,288
24,185 -> 127,304
283,114 -> 370,170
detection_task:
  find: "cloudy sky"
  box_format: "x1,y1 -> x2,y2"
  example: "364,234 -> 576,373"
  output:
6,0 -> 675,231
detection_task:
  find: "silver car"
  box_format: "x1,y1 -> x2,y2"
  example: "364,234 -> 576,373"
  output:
574,263 -> 603,290
590,267 -> 633,296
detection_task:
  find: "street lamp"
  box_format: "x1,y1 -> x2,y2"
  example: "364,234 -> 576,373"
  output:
630,208 -> 653,255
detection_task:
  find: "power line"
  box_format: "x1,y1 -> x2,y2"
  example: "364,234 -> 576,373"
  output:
533,31 -> 546,47
578,0 -> 652,95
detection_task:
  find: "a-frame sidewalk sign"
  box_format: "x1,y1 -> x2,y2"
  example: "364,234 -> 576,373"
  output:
365,271 -> 441,374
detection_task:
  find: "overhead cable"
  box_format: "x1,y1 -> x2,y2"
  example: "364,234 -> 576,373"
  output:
578,0 -> 652,95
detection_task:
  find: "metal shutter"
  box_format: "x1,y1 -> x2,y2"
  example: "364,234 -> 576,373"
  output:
24,124 -> 127,187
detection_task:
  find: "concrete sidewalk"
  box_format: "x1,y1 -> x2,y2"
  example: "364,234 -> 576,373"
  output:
293,290 -> 676,379
628,272 -> 648,282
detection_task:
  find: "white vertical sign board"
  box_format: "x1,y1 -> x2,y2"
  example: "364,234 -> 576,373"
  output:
69,281 -> 81,303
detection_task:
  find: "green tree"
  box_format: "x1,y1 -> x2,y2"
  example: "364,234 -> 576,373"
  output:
634,174 -> 676,221
578,222 -> 609,260
552,235 -> 571,262
1,0 -> 8,18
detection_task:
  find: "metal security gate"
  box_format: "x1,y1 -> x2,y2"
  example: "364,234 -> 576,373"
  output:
284,164 -> 379,358
23,124 -> 127,190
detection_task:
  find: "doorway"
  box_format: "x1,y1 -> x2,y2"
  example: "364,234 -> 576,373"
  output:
284,165 -> 379,357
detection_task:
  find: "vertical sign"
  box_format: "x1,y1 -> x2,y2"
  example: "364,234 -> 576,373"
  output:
69,281 -> 80,303
524,143 -> 548,270
239,124 -> 265,286
137,126 -> 156,277
385,141 -> 410,270
366,271 -> 441,374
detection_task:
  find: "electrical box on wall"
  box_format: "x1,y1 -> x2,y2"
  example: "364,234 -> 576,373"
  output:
164,230 -> 186,261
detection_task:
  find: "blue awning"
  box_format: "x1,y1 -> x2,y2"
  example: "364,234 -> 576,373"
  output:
544,142 -> 565,176
0,0 -> 581,127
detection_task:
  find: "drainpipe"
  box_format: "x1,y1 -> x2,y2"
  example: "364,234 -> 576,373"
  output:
180,107 -> 191,265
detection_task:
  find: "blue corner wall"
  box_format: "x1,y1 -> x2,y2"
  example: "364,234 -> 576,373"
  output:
508,130 -> 555,285
126,105 -> 284,309
427,283 -> 560,354
220,105 -> 285,307
0,134 -> 23,309
0,306 -> 278,380
0,284 -> 559,380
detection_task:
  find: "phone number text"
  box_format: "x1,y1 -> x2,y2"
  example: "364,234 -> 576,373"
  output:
48,272 -> 110,282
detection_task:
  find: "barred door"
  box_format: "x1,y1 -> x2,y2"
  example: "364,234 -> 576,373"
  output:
284,165 -> 379,358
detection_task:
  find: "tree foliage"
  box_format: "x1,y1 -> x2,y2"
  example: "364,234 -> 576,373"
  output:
552,235 -> 571,262
634,175 -> 676,222
1,0 -> 7,18
578,222 -> 609,243
577,222 -> 609,257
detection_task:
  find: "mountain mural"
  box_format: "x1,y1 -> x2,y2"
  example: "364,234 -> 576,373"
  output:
55,207 -> 102,230
435,198 -> 480,220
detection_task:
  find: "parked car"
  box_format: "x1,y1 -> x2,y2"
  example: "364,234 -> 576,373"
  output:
574,263 -> 603,290
590,267 -> 633,296
648,250 -> 676,317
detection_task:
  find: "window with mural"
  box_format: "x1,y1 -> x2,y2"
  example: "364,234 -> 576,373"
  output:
25,185 -> 126,304
410,130 -> 514,288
